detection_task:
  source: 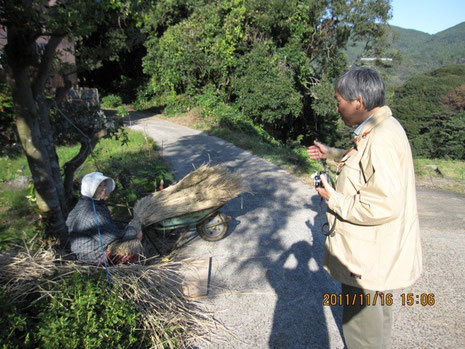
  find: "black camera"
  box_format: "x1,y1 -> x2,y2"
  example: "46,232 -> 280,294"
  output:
314,171 -> 328,188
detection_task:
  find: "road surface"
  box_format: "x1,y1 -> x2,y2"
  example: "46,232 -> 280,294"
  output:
130,113 -> 465,349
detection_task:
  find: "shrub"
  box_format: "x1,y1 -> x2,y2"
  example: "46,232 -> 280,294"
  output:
427,112 -> 465,159
116,105 -> 129,118
0,289 -> 29,348
1,271 -> 148,348
132,84 -> 156,111
101,94 -> 123,108
196,84 -> 276,143
35,272 -> 144,348
164,92 -> 195,115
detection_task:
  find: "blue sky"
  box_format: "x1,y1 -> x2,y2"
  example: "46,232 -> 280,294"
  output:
389,0 -> 465,34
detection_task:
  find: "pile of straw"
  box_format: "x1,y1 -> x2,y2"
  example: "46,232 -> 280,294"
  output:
134,165 -> 247,227
0,246 -> 229,348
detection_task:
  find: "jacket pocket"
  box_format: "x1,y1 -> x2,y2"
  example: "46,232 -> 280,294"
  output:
337,161 -> 362,194
337,227 -> 377,275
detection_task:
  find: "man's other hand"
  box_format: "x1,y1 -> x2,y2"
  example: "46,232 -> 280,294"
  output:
316,173 -> 335,201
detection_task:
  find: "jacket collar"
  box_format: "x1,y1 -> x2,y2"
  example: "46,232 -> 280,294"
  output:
354,106 -> 392,144
81,195 -> 105,204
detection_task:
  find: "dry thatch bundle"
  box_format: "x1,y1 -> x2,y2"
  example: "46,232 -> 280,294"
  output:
0,245 -> 230,348
134,164 -> 247,227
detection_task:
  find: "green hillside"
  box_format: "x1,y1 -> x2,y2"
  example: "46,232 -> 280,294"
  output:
347,22 -> 465,84
389,27 -> 431,51
392,65 -> 465,159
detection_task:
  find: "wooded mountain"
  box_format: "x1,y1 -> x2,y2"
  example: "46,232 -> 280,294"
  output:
347,22 -> 465,84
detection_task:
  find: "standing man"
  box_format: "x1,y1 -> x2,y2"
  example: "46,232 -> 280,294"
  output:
307,67 -> 422,348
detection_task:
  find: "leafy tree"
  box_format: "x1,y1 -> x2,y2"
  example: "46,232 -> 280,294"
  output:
141,0 -> 391,144
392,64 -> 465,159
0,0 -> 140,243
76,6 -> 148,103
231,42 -> 303,140
427,112 -> 465,159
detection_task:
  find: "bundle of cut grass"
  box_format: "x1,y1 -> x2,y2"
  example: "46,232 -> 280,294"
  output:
0,245 -> 230,348
133,165 -> 247,227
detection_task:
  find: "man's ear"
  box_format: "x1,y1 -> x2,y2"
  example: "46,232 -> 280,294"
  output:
355,97 -> 364,110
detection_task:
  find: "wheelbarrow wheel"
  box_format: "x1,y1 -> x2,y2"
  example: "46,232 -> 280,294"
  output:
197,213 -> 229,241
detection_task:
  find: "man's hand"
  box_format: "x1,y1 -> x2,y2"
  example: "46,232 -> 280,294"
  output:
316,174 -> 335,202
307,141 -> 328,160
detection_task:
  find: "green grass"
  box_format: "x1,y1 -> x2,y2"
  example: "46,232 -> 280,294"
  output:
210,127 -> 322,179
414,158 -> 465,193
156,110 -> 465,193
0,187 -> 39,250
0,155 -> 31,183
158,109 -> 323,183
0,129 -> 173,250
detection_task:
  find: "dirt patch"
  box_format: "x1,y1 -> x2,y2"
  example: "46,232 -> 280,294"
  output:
3,176 -> 30,190
416,177 -> 465,195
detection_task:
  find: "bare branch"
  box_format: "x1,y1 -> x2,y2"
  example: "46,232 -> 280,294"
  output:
63,129 -> 106,203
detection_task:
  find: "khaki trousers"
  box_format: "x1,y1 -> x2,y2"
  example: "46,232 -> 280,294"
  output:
342,284 -> 393,349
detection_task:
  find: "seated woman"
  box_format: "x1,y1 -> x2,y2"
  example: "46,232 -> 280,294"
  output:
66,172 -> 143,264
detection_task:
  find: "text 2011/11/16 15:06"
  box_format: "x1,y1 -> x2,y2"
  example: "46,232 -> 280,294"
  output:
323,292 -> 435,306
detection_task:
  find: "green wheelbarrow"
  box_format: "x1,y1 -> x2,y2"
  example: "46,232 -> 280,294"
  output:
154,206 -> 231,242
145,206 -> 231,256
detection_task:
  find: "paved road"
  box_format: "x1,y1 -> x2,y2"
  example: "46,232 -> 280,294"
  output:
130,114 -> 465,349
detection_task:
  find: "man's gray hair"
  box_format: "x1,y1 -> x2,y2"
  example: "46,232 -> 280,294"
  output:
335,67 -> 385,110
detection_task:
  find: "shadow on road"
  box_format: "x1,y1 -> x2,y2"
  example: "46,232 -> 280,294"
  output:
266,239 -> 334,348
131,117 -> 344,347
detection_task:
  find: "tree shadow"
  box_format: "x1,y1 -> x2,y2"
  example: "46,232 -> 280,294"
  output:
130,116 -> 344,347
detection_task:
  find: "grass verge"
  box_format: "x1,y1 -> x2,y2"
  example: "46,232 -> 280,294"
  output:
414,158 -> 465,194
149,109 -> 465,194
153,108 -> 324,186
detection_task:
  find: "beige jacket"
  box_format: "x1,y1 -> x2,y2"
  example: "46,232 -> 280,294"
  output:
324,106 -> 422,291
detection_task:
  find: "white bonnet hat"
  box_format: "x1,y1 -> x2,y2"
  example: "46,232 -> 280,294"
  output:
80,172 -> 116,198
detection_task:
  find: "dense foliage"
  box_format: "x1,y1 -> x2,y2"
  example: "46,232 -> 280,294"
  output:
392,64 -> 465,159
76,7 -> 147,103
0,83 -> 21,156
140,0 -> 391,146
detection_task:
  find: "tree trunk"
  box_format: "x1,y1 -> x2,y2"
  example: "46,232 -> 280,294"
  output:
9,68 -> 68,242
5,28 -> 68,244
33,36 -> 68,220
